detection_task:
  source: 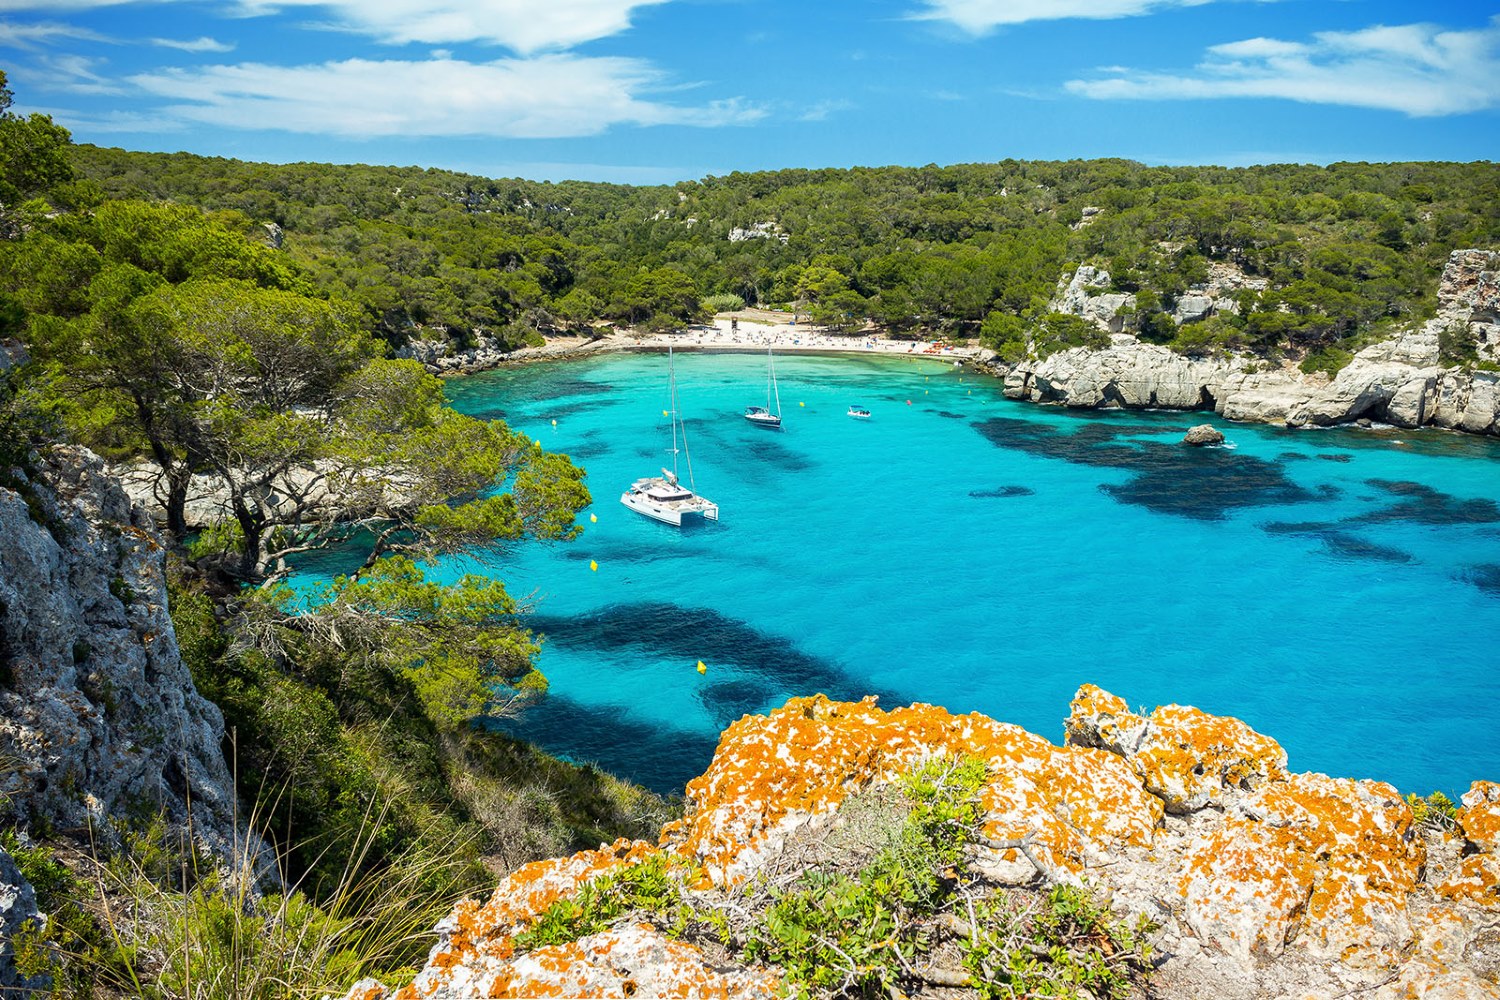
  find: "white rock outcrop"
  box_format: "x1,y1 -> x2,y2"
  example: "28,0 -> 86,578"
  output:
996,250 -> 1500,436
1050,265 -> 1137,333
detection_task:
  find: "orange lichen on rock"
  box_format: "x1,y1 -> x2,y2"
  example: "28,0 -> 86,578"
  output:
1435,854 -> 1500,907
661,694 -> 1162,884
1066,683 -> 1287,813
487,925 -> 779,998
391,839 -> 659,999
1457,780 -> 1500,852
1177,772 -> 1424,965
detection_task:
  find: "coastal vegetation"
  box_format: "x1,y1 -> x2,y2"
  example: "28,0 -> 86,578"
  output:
0,76 -> 659,997
67,144 -> 1500,367
2,69 -> 1496,997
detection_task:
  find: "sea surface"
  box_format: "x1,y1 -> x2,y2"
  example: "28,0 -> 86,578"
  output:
298,350 -> 1500,798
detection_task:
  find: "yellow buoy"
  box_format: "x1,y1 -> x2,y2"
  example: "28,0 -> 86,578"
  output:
662,409 -> 670,417
590,513 -> 598,523
799,401 -> 805,407
551,419 -> 557,427
589,560 -> 598,572
696,660 -> 707,675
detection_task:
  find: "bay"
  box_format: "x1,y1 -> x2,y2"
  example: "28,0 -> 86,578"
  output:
303,350 -> 1500,797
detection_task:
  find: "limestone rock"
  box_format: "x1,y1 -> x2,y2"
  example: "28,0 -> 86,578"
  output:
1005,339 -> 1239,410
1182,424 -> 1224,446
660,694 -> 1161,886
983,249 -> 1500,437
1066,685 -> 1286,813
0,446 -> 249,862
1050,265 -> 1138,333
1458,781 -> 1500,853
1173,293 -> 1215,324
1177,773 -> 1423,965
366,690 -> 1497,1000
0,845 -> 48,994
372,839 -> 780,999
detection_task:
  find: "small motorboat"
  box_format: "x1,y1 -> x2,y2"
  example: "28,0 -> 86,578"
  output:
847,405 -> 871,419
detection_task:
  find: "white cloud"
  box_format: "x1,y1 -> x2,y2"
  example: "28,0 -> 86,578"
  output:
913,0 -> 1213,34
33,51 -> 122,92
1067,17 -> 1500,116
0,17 -> 107,47
233,0 -> 672,54
0,0 -> 669,53
0,0 -> 134,8
151,35 -> 233,52
798,98 -> 853,122
128,55 -> 763,138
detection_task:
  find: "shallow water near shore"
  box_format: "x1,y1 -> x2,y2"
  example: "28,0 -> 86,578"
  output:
296,350 -> 1500,797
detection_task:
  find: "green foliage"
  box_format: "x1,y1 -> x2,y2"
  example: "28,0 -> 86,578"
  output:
702,292 -> 745,313
1406,791 -> 1460,834
1032,312 -> 1109,359
186,519 -> 246,562
959,884 -> 1156,1000
281,555 -> 543,733
10,918 -> 51,979
1299,345 -> 1355,376
512,853 -> 700,952
0,828 -> 73,910
0,70 -> 74,215
65,147 -> 1497,359
168,569 -> 668,913
746,755 -> 989,999
1439,322 -> 1481,366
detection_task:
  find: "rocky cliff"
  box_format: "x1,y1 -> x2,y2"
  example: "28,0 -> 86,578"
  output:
0,445 -> 247,861
1000,248 -> 1500,436
346,689 -> 1499,1000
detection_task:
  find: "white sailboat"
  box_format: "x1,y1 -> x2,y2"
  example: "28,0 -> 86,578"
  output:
743,344 -> 782,428
621,347 -> 720,526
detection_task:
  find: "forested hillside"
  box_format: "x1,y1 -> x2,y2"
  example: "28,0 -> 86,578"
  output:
71,145 -> 1500,369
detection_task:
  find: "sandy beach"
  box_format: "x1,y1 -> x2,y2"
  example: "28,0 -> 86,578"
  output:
500,314 -> 984,366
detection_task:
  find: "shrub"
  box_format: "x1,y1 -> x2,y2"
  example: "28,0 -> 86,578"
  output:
702,292 -> 745,313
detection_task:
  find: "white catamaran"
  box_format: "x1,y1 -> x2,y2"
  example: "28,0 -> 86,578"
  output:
621,347 -> 720,526
743,344 -> 782,428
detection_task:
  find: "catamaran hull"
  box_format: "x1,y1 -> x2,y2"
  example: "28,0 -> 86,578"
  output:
620,490 -> 719,526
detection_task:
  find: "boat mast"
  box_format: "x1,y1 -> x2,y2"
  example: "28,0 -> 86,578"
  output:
666,345 -> 698,489
769,344 -> 781,417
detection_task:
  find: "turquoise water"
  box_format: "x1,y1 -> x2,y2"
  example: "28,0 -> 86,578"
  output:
306,350 -> 1500,797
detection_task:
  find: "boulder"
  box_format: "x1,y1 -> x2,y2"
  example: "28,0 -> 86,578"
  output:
1182,424 -> 1224,446
1006,339 -> 1239,410
1066,685 -> 1285,812
1173,293 -> 1215,324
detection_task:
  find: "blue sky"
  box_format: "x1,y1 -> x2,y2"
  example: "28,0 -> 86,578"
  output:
2,0 -> 1497,183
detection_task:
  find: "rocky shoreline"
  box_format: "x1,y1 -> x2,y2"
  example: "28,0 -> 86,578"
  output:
404,249 -> 1500,439
972,326 -> 1500,437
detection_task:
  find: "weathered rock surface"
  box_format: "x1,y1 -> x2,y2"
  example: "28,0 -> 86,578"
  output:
1049,264 -> 1137,333
992,249 -> 1500,436
0,845 -> 48,994
354,689 -> 1500,1000
1182,423 -> 1225,446
0,446 -> 247,861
